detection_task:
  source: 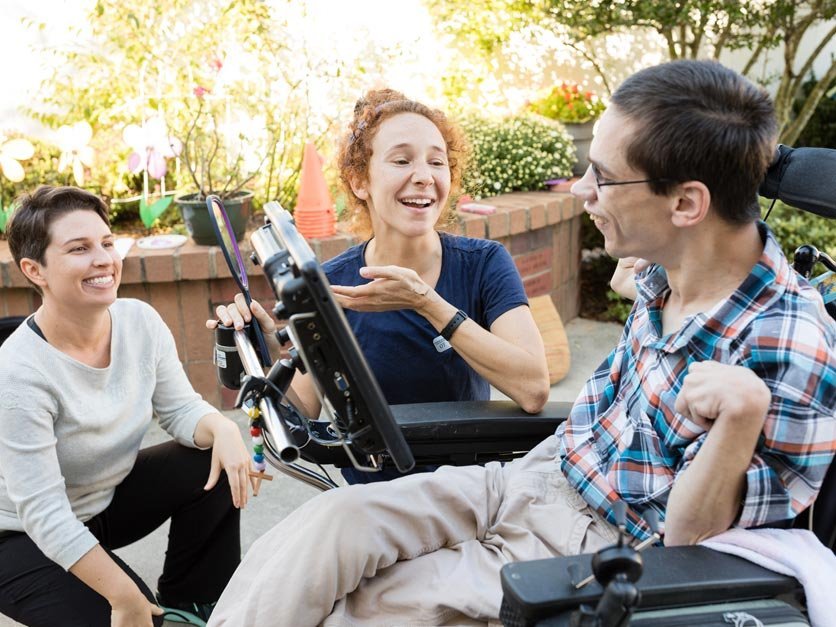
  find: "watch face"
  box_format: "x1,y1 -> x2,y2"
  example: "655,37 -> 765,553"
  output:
433,336 -> 452,353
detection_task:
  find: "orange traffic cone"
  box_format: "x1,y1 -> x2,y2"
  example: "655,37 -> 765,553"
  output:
294,142 -> 336,240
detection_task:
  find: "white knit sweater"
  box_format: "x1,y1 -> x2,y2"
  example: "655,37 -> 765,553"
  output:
0,299 -> 215,570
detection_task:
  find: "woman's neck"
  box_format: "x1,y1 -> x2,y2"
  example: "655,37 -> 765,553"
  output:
34,301 -> 113,366
365,230 -> 443,278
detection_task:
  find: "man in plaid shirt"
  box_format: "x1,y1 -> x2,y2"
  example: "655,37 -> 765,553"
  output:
210,60 -> 836,626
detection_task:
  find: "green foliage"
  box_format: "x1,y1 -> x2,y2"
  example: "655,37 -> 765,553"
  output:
605,289 -> 635,324
763,199 -> 836,261
796,76 -> 836,149
460,114 -> 575,199
529,82 -> 606,124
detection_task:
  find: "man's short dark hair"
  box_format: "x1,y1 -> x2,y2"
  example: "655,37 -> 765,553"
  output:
611,60 -> 777,224
7,186 -> 110,290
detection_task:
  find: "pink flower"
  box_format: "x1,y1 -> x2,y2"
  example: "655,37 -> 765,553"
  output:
210,58 -> 223,72
123,117 -> 181,180
194,86 -> 209,99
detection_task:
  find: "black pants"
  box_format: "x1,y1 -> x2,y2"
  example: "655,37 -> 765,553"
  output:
0,441 -> 240,626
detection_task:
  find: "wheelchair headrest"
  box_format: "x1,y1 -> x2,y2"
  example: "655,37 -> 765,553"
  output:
759,145 -> 836,220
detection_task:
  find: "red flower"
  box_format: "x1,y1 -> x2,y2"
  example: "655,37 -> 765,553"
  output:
193,86 -> 209,99
210,58 -> 223,72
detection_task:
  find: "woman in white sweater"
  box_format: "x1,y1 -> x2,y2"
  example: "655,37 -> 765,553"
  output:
0,186 -> 251,627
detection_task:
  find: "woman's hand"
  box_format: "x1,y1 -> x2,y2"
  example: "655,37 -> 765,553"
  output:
71,546 -> 163,627
195,414 -> 253,509
331,265 -> 432,312
206,294 -> 281,357
610,257 -> 651,301
110,595 -> 164,627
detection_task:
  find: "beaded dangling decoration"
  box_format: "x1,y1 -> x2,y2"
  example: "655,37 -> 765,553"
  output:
245,405 -> 273,496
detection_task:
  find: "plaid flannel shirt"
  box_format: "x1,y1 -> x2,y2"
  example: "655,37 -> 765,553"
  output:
557,224 -> 836,541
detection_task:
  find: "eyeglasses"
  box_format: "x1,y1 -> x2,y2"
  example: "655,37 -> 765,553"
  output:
588,163 -> 673,189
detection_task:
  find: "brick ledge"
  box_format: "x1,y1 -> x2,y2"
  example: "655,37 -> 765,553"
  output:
0,192 -> 582,288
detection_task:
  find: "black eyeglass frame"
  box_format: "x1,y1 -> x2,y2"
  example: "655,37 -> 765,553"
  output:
588,163 -> 674,189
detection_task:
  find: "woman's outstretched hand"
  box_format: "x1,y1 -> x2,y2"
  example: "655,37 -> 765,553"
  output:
331,265 -> 433,313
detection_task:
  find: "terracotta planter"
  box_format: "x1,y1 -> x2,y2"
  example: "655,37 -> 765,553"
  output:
174,190 -> 253,246
562,121 -> 596,176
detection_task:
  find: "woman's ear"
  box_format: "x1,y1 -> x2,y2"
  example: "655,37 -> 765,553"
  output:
670,180 -> 710,228
349,177 -> 369,201
19,258 -> 48,289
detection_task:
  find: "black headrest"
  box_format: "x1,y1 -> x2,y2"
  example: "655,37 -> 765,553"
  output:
759,145 -> 836,219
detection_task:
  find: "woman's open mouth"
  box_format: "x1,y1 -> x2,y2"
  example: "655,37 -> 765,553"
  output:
399,197 -> 435,211
83,275 -> 115,288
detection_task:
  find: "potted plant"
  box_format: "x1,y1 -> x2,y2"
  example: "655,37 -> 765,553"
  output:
529,83 -> 606,176
173,87 -> 266,246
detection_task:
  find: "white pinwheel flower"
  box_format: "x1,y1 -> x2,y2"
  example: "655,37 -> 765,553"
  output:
0,137 -> 35,183
123,117 -> 181,180
56,121 -> 95,186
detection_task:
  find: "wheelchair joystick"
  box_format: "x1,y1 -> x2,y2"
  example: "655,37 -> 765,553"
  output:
589,503 -> 643,586
569,503 -> 661,627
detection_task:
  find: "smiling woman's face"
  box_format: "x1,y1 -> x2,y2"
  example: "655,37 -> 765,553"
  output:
353,112 -> 451,239
33,209 -> 122,309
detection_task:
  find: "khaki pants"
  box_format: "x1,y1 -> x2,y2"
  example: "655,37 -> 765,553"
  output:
209,436 -> 618,627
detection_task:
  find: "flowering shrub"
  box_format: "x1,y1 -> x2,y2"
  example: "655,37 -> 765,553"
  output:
460,114 -> 575,199
529,82 -> 606,124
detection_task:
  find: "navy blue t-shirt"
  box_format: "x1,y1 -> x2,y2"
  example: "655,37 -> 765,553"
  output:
323,232 -> 528,405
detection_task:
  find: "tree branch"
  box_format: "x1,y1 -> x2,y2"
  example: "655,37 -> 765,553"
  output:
565,39 -> 613,96
781,60 -> 836,144
794,21 -> 836,88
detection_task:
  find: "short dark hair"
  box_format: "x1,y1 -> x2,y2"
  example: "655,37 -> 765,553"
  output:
611,60 -> 777,224
8,186 -> 110,289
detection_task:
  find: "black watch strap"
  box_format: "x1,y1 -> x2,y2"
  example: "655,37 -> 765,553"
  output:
440,309 -> 468,341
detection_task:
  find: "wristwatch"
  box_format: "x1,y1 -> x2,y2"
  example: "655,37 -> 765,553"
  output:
433,309 -> 468,353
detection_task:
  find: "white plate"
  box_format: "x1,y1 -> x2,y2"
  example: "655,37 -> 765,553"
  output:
136,234 -> 188,250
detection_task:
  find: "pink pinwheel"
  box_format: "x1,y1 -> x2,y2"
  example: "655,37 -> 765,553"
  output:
56,121 -> 95,186
0,136 -> 35,183
123,117 -> 182,180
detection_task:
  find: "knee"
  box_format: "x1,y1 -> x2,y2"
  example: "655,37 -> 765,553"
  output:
305,485 -> 380,537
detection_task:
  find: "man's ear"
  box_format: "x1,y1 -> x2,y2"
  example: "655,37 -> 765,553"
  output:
349,177 -> 369,201
670,181 -> 710,228
19,258 -> 48,289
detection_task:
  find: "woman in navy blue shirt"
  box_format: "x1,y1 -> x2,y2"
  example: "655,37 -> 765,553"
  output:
212,89 -> 549,480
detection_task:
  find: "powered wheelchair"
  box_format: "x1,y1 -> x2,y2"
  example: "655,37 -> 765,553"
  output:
208,145 -> 835,627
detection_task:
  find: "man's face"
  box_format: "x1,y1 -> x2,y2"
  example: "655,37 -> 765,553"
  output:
571,107 -> 678,263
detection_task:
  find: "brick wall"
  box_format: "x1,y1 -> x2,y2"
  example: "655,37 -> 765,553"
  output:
0,191 -> 584,407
